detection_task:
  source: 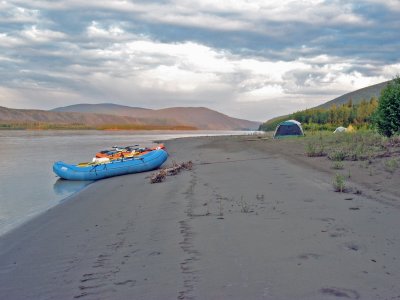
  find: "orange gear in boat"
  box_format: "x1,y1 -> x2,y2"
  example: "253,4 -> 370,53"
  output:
95,144 -> 165,160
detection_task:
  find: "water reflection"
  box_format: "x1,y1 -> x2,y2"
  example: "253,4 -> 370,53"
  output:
53,178 -> 92,198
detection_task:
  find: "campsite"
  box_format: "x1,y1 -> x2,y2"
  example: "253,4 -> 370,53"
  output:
273,119 -> 304,138
1,81 -> 400,298
1,1 -> 400,299
1,131 -> 399,299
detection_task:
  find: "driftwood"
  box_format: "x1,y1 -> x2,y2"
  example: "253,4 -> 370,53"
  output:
150,161 -> 193,183
149,169 -> 167,183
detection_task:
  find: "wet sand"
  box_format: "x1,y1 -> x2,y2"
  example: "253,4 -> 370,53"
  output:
0,135 -> 399,299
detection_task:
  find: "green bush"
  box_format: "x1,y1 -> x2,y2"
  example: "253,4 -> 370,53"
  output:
374,77 -> 400,137
333,174 -> 346,192
328,149 -> 347,161
384,158 -> 399,174
305,141 -> 325,157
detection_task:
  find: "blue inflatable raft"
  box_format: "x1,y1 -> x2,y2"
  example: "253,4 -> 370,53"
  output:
53,149 -> 168,181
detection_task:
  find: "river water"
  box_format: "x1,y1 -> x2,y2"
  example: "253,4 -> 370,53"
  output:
0,130 -> 253,236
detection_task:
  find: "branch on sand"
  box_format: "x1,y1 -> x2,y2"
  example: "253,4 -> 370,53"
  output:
150,161 -> 193,183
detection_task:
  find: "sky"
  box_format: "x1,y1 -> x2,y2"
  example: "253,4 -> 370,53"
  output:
0,0 -> 399,121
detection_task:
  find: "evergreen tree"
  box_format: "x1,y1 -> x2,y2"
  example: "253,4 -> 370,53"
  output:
374,77 -> 400,137
259,94 -> 381,131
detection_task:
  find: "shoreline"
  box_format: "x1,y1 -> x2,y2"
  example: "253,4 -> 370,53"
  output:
1,135 -> 399,299
0,130 -> 251,238
0,178 -> 93,238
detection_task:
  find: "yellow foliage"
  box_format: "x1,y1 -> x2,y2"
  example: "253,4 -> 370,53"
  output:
347,124 -> 355,132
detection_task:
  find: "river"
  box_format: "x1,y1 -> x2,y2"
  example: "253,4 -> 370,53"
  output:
0,130 -> 253,236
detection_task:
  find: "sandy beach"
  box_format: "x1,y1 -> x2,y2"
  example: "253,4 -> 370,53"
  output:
0,135 -> 399,299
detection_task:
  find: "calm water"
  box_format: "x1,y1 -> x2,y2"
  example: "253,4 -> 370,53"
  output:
0,130 -> 252,236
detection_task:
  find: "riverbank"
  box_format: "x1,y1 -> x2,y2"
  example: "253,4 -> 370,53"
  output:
0,135 -> 399,299
0,130 -> 247,236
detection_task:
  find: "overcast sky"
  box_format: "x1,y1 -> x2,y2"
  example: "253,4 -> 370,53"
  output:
1,0 -> 399,121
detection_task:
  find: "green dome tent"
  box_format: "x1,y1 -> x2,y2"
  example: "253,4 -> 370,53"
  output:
273,120 -> 304,139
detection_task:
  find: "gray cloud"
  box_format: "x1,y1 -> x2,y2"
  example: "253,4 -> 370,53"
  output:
1,0 -> 399,121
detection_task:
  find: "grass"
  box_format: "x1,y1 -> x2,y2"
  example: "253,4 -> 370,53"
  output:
384,158 -> 399,174
241,204 -> 250,213
328,149 -> 347,161
239,196 -> 250,213
302,130 -> 400,193
331,161 -> 344,170
261,129 -> 399,196
306,141 -> 326,157
304,130 -> 396,162
333,173 -> 346,192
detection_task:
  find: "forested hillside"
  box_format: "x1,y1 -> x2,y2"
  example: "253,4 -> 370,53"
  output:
260,98 -> 378,131
260,80 -> 391,132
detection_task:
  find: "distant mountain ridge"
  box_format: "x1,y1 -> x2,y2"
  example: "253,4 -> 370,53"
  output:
0,104 -> 259,130
51,103 -> 150,114
51,104 -> 260,130
315,80 -> 390,109
0,106 -> 173,126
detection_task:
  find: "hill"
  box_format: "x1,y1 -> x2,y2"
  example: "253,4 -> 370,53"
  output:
0,106 -> 190,130
315,80 -> 390,109
259,80 -> 391,131
51,104 -> 260,130
51,103 -> 151,115
0,105 -> 259,130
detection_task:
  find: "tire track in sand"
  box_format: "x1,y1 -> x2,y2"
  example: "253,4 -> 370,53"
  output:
178,171 -> 200,300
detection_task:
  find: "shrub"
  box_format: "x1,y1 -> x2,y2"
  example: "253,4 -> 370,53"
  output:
238,196 -> 251,213
333,174 -> 346,192
374,76 -> 400,137
328,149 -> 347,161
305,141 -> 325,157
384,158 -> 399,174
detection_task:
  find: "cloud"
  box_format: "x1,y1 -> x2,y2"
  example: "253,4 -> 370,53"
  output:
0,0 -> 399,121
144,0 -> 366,28
0,33 -> 25,47
365,0 -> 400,11
20,25 -> 66,42
86,21 -> 128,40
0,3 -> 41,24
13,0 -> 369,31
3,33 -> 395,115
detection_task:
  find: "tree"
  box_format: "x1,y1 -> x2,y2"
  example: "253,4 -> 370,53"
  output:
346,99 -> 353,107
374,77 -> 400,137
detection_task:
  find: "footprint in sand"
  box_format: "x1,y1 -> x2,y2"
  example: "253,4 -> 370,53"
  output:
329,226 -> 350,238
342,242 -> 366,253
297,253 -> 322,260
79,283 -> 107,290
319,217 -> 335,223
319,287 -> 360,299
349,207 -> 360,211
114,279 -> 136,287
303,198 -> 315,203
